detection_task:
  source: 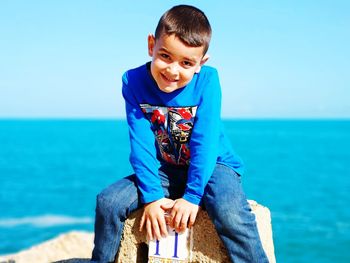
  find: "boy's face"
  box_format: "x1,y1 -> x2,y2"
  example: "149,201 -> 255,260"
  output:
148,34 -> 209,93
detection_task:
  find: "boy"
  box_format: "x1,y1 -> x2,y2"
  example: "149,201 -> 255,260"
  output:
92,5 -> 269,263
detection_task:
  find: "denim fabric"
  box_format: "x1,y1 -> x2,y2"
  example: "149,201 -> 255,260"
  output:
202,164 -> 269,262
91,164 -> 268,263
91,175 -> 141,262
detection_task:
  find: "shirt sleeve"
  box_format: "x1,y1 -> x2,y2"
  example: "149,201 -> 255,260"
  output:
183,69 -> 222,205
122,72 -> 164,204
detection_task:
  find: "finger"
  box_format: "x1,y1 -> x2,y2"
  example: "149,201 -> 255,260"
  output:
164,211 -> 172,225
173,211 -> 183,231
165,209 -> 176,229
179,212 -> 189,233
158,216 -> 168,238
152,218 -> 161,241
160,200 -> 175,210
146,219 -> 153,241
139,213 -> 145,232
188,211 -> 197,228
164,214 -> 173,226
169,205 -> 178,228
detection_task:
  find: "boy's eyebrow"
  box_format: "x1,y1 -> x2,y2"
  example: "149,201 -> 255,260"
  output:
159,47 -> 198,62
159,47 -> 172,54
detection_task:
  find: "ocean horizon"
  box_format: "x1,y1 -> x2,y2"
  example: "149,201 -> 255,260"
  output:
1,119 -> 349,262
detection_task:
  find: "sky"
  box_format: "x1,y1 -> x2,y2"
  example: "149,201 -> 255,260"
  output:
0,0 -> 349,119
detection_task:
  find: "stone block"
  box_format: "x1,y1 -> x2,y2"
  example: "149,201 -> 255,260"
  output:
116,200 -> 276,263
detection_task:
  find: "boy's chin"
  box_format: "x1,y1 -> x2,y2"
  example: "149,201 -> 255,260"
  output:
158,85 -> 184,93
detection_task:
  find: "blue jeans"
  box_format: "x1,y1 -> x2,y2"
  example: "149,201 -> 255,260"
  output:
92,164 -> 269,263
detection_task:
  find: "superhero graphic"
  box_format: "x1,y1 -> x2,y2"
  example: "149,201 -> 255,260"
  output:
140,104 -> 197,165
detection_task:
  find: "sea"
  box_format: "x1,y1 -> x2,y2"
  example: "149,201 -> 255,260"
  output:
0,119 -> 349,263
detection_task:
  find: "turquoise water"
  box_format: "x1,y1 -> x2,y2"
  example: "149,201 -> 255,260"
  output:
0,119 -> 349,262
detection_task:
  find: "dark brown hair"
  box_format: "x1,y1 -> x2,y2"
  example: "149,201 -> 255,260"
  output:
155,5 -> 212,55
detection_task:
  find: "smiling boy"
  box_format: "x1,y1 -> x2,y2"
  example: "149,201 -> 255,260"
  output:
92,5 -> 269,263
147,33 -> 208,93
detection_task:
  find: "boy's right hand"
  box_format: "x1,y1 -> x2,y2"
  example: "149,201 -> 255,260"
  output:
139,198 -> 174,241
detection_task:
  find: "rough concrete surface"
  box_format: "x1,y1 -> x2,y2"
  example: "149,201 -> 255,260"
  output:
0,231 -> 93,263
116,200 -> 276,263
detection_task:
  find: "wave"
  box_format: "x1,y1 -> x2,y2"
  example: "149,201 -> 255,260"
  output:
0,215 -> 93,228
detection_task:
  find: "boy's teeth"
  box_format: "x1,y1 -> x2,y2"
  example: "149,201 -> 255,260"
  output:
163,74 -> 176,82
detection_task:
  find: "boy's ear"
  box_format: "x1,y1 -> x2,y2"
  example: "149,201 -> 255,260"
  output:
148,34 -> 155,57
195,54 -> 210,73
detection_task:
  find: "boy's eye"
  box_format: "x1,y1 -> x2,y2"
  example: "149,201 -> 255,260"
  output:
160,53 -> 170,60
183,61 -> 194,67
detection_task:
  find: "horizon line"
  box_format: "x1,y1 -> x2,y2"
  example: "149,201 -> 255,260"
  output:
0,117 -> 349,121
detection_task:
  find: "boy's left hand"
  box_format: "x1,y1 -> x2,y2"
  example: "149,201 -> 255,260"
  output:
161,198 -> 199,233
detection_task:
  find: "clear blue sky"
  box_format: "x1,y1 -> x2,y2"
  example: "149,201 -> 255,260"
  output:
0,0 -> 349,118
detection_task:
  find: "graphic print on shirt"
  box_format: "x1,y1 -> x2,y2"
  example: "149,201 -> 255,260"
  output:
140,104 -> 197,165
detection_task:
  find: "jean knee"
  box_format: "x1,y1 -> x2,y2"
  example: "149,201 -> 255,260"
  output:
215,204 -> 240,225
95,192 -> 112,217
210,198 -> 254,228
96,179 -> 139,221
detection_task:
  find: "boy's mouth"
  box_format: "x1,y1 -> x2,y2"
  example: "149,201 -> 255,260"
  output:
161,73 -> 178,83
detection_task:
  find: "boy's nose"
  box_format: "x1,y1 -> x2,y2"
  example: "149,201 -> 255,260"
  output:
166,63 -> 180,76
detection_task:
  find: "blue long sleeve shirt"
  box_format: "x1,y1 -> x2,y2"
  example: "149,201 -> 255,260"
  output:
122,62 -> 244,205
